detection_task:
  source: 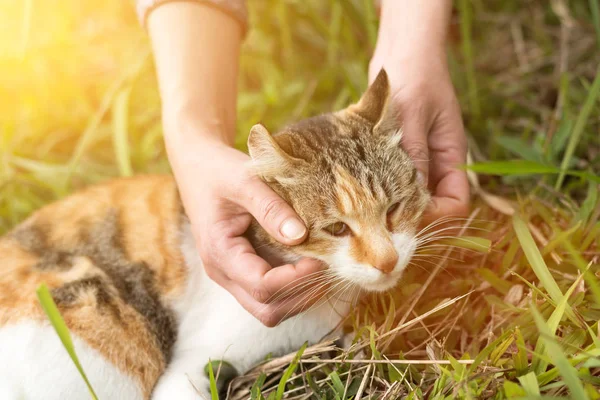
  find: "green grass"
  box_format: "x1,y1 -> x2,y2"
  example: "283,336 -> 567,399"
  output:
2,0 -> 600,399
37,284 -> 98,399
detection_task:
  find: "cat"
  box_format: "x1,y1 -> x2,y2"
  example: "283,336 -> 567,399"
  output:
0,69 -> 429,400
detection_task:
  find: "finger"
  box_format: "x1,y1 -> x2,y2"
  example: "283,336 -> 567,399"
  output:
261,258 -> 327,303
224,276 -> 332,327
213,235 -> 276,303
212,233 -> 326,304
425,123 -> 470,223
400,114 -> 430,185
201,220 -> 274,303
424,167 -> 470,223
240,179 -> 307,245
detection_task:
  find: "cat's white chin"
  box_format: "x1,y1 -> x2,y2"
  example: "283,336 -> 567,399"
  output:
359,272 -> 403,292
328,232 -> 417,293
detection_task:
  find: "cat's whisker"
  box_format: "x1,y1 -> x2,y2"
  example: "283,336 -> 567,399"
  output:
415,255 -> 464,265
411,253 -> 467,263
278,275 -> 343,312
407,260 -> 454,276
417,226 -> 492,242
265,270 -> 338,303
417,216 -> 465,234
407,261 -> 430,274
287,281 -> 345,332
415,225 -> 492,243
418,225 -> 493,239
414,246 -> 488,257
261,275 -> 338,313
266,273 -> 337,304
327,281 -> 356,323
270,276 -> 338,304
418,216 -> 498,235
415,234 -> 490,246
281,277 -> 346,323
271,283 -> 332,321
416,216 -> 480,236
407,259 -> 457,278
265,275 -> 330,302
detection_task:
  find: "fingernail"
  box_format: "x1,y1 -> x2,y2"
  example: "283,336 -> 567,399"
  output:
416,170 -> 426,185
280,218 -> 306,240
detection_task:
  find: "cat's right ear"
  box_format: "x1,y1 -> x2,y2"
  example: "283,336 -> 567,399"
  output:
248,124 -> 303,181
348,69 -> 391,126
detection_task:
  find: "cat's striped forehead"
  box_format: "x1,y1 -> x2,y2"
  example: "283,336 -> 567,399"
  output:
274,112 -> 422,219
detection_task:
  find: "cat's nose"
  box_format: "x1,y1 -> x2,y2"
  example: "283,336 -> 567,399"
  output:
373,254 -> 399,274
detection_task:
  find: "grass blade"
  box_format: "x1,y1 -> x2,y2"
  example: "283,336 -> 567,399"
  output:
458,0 -> 480,118
517,371 -> 540,397
533,266 -> 586,374
530,304 -> 588,400
468,160 -> 600,183
36,283 -> 98,400
207,359 -> 219,400
112,85 -> 133,177
555,65 -> 600,189
276,342 -> 307,400
512,214 -> 577,323
250,373 -> 267,400
438,236 -> 491,253
590,0 -> 600,51
495,135 -> 543,162
328,370 -> 346,397
576,181 -> 599,224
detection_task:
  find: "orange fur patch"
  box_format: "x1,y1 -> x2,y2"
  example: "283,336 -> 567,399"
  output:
349,226 -> 398,274
0,175 -> 187,397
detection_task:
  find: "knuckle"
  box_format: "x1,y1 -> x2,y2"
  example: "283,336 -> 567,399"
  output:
204,265 -> 218,281
405,146 -> 429,163
454,200 -> 471,217
256,308 -> 279,328
251,286 -> 271,304
258,197 -> 285,223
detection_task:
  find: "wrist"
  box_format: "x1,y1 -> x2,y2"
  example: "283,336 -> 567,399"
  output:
163,111 -> 234,163
372,0 -> 452,70
163,99 -> 236,146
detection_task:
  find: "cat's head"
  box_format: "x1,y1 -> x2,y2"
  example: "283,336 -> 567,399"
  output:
248,69 -> 430,292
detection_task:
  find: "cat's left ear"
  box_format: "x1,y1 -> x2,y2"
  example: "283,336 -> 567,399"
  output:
247,124 -> 305,182
348,68 -> 397,134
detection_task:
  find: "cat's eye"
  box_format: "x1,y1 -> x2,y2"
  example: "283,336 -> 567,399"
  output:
324,222 -> 351,237
387,202 -> 401,216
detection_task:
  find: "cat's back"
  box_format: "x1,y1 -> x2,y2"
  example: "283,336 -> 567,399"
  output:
0,175 -> 187,400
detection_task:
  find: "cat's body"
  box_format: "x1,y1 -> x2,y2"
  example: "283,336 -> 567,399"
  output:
0,70 -> 430,399
0,176 -> 345,399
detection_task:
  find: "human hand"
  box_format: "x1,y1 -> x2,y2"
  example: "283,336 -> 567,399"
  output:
166,131 -> 326,327
369,1 -> 470,223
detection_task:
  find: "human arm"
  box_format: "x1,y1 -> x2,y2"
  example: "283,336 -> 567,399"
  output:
147,2 -> 324,326
369,0 -> 470,222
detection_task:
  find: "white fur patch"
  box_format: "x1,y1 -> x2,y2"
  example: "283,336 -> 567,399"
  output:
0,321 -> 143,400
329,232 -> 416,292
152,224 -> 349,399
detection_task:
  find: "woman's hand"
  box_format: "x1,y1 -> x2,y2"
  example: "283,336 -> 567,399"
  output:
167,132 -> 325,327
149,2 -> 324,327
370,0 -> 470,223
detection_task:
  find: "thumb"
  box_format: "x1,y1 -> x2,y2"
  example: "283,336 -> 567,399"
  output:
241,179 -> 307,245
401,116 -> 430,186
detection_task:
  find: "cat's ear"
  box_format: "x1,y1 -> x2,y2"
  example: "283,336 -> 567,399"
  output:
348,68 -> 396,133
247,124 -> 303,181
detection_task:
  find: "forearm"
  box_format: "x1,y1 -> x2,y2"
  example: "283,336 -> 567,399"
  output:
147,3 -> 242,148
373,0 -> 452,63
